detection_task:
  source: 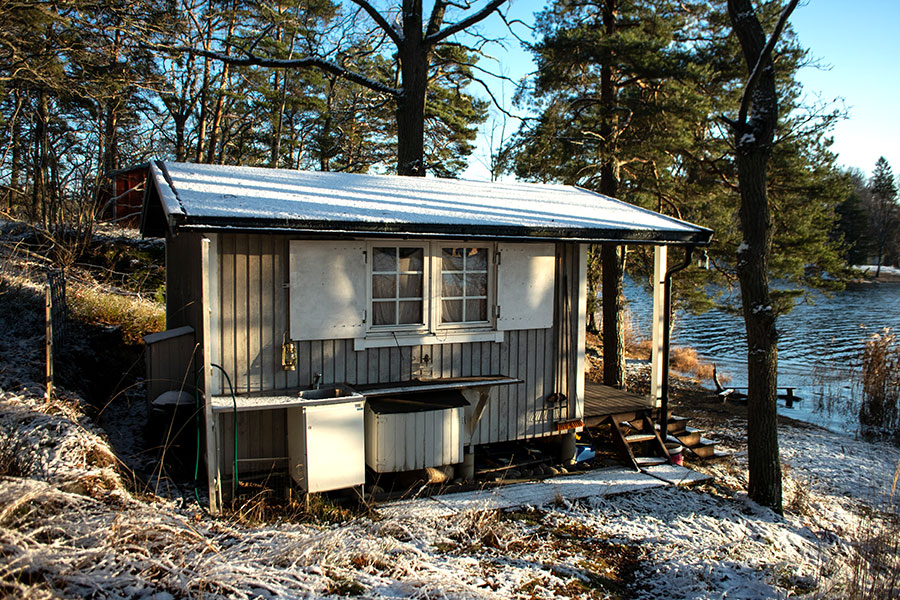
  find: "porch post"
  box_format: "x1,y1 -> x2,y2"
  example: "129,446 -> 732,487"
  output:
200,237 -> 221,513
649,245 -> 667,408
575,244 -> 588,420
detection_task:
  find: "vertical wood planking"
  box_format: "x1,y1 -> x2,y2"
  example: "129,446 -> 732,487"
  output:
220,235 -> 235,393
260,236 -> 274,390
378,348 -> 390,383
341,340 -> 354,384
525,329 -> 536,437
273,238 -> 287,390
248,235 -> 261,391
322,340 -> 334,385
367,348 -> 379,384
234,235 -> 249,392
534,329 -> 546,436
544,317 -> 556,426
462,343 -> 473,377
356,344 -> 367,384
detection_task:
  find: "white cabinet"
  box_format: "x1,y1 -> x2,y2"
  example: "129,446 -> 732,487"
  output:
287,398 -> 366,493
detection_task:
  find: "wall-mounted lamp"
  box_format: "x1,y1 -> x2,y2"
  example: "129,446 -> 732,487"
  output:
698,249 -> 710,270
281,333 -> 297,371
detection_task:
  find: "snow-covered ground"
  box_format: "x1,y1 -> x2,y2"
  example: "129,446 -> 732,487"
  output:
2,380 -> 899,598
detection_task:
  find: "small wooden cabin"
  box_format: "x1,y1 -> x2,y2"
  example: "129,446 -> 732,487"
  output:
139,161 -> 712,512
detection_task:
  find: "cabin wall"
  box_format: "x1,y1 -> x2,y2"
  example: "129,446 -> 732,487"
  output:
166,231 -> 204,333
211,234 -> 584,462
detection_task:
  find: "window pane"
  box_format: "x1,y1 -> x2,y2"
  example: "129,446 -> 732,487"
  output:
373,301 -> 395,325
398,247 -> 423,272
466,247 -> 488,271
466,299 -> 488,322
373,247 -> 396,272
442,299 -> 463,323
372,274 -> 396,299
398,300 -> 422,324
442,272 -> 464,297
399,274 -> 422,297
466,272 -> 487,297
442,248 -> 463,271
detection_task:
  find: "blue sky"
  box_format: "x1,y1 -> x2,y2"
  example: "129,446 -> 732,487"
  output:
461,0 -> 900,183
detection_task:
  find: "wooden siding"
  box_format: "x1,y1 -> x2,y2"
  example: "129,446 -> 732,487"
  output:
144,326 -> 197,406
211,234 -> 585,471
165,231 -> 204,332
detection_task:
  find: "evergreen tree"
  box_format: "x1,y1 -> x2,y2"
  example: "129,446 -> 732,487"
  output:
833,170 -> 870,267
867,157 -> 899,276
509,0 -> 712,387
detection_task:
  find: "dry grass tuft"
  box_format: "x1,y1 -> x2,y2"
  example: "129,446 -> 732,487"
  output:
68,285 -> 165,344
845,502 -> 900,599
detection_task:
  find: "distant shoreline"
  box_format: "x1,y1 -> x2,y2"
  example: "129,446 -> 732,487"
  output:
853,265 -> 900,284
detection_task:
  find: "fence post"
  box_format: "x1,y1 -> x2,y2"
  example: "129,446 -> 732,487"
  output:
45,285 -> 53,401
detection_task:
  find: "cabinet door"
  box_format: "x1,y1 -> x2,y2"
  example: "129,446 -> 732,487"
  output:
303,402 -> 366,493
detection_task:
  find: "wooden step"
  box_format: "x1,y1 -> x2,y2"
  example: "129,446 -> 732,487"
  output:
673,426 -> 705,446
689,438 -> 720,459
624,433 -> 657,444
666,415 -> 690,433
635,457 -> 668,467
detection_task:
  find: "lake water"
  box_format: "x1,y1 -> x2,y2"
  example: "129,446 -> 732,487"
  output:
624,279 -> 900,433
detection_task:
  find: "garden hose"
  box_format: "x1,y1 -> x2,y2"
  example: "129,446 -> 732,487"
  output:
193,363 -> 238,509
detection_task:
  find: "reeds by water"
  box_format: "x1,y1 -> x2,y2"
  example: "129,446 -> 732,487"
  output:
859,329 -> 900,440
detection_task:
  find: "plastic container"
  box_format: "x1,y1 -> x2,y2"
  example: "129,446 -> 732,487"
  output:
665,442 -> 684,466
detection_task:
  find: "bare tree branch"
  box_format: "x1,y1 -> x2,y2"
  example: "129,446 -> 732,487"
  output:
425,0 -> 449,39
425,0 -> 507,45
347,0 -> 402,46
171,45 -> 401,97
737,0 -> 799,126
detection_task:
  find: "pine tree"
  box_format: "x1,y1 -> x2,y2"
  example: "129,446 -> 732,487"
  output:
509,0 -> 715,386
868,157 -> 899,276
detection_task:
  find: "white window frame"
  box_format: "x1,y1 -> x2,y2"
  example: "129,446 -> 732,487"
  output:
360,241 -> 500,349
433,244 -> 495,331
366,242 -> 431,333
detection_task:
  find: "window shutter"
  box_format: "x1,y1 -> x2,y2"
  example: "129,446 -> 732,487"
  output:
496,243 -> 556,331
289,240 -> 366,340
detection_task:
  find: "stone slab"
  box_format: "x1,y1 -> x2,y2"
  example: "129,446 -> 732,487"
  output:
642,463 -> 712,486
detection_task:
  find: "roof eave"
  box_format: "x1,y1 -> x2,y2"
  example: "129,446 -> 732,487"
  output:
172,215 -> 713,246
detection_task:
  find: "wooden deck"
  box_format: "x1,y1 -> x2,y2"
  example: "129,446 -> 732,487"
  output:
583,382 -> 654,426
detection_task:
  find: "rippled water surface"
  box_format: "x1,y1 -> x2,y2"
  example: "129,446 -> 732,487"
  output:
625,279 -> 900,432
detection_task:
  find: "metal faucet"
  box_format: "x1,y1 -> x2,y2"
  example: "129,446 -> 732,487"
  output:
312,373 -> 322,389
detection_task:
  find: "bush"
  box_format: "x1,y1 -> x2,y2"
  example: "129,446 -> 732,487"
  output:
859,329 -> 900,439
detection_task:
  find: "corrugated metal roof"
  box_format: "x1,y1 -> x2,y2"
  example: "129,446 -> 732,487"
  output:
142,161 -> 712,244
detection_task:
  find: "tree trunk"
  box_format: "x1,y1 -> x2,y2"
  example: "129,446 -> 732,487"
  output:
736,149 -> 782,512
7,90 -> 23,213
397,0 -> 427,177
727,0 -> 793,513
174,113 -> 187,162
599,0 -> 626,388
33,89 -> 50,227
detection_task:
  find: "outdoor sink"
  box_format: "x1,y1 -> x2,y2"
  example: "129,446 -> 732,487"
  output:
296,385 -> 361,402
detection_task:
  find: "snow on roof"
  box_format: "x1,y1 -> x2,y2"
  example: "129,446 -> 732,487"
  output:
144,161 -> 712,244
